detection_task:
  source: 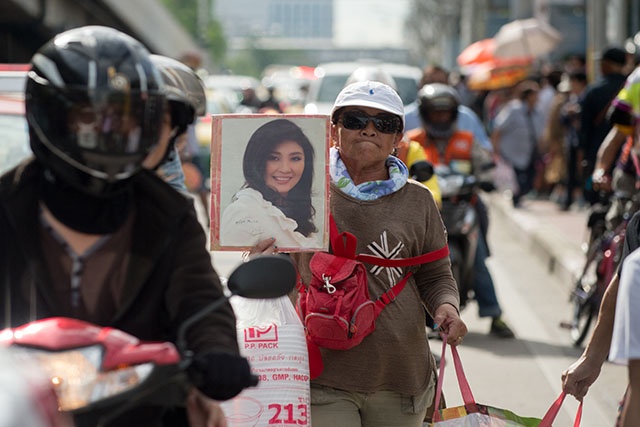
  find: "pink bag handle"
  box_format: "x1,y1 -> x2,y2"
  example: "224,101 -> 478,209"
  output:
538,391 -> 583,427
431,335 -> 478,422
432,338 -> 583,425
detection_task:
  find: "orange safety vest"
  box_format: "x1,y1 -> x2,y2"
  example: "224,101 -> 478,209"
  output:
402,128 -> 474,166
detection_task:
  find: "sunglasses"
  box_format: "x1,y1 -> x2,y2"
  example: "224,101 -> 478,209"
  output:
339,111 -> 402,134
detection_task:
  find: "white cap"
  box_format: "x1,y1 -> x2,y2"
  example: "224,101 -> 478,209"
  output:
330,80 -> 405,129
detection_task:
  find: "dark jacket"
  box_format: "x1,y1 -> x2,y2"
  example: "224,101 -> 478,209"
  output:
0,159 -> 238,426
579,72 -> 627,173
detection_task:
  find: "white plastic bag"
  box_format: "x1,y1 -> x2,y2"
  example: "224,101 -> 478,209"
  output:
221,296 -> 311,427
493,156 -> 519,195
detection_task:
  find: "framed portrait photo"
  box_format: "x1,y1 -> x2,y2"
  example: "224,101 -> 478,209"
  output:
210,114 -> 330,252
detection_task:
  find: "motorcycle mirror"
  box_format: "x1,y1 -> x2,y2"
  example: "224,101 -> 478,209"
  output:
479,181 -> 496,192
227,255 -> 297,299
176,255 -> 296,356
409,160 -> 434,182
480,161 -> 496,172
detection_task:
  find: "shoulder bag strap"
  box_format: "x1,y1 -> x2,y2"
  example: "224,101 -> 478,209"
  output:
330,214 -> 450,266
373,272 -> 413,315
330,214 -> 450,313
356,246 -> 449,267
329,214 -> 358,259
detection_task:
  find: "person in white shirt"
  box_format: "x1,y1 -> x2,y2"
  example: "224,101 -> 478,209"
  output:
609,246 -> 640,427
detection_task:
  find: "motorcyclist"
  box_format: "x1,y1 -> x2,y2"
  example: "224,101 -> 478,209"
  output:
400,83 -> 515,338
589,75 -> 640,235
143,54 -> 207,194
0,26 -> 253,426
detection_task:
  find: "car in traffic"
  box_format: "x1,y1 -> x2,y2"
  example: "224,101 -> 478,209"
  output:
261,64 -> 317,112
0,63 -> 29,93
0,94 -> 30,175
303,60 -> 422,115
195,88 -> 236,147
0,64 -> 31,175
202,74 -> 264,112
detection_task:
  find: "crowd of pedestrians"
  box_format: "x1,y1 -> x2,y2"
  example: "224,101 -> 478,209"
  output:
413,47 -> 640,426
423,45 -> 640,215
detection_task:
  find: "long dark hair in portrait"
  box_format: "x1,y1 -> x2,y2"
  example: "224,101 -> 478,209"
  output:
241,119 -> 317,236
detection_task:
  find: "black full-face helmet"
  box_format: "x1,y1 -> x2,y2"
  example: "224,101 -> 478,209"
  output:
26,25 -> 166,196
417,83 -> 460,140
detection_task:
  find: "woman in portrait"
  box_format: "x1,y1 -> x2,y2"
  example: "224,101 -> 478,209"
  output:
220,118 -> 320,249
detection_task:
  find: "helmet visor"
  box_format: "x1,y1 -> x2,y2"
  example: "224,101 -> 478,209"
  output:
28,78 -> 165,181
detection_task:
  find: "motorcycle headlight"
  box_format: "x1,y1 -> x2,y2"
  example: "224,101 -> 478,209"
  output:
437,175 -> 465,198
9,346 -> 153,411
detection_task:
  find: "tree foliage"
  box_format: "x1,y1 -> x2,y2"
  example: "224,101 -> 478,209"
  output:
159,0 -> 227,63
158,0 -> 315,76
405,0 -> 462,66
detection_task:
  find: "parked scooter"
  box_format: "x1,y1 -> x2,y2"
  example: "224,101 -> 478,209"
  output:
0,255 -> 296,427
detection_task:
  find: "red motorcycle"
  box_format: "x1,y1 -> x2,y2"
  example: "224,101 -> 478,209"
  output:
0,255 -> 296,427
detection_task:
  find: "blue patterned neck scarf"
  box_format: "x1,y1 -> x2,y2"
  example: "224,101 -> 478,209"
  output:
330,147 -> 408,200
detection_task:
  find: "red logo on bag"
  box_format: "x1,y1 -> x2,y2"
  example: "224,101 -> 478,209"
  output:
244,325 -> 278,342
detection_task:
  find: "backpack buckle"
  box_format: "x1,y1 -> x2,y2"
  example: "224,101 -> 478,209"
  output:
322,274 -> 336,294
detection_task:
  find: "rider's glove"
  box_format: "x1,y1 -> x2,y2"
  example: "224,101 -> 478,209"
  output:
187,351 -> 257,400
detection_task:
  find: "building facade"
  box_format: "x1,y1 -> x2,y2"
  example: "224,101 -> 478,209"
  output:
214,0 -> 333,49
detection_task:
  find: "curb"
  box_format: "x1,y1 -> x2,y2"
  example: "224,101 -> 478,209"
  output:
484,192 -> 587,290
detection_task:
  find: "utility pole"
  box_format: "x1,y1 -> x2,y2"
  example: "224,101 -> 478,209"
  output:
197,0 -> 210,44
586,0 -> 607,82
459,0 -> 487,49
510,0 -> 533,19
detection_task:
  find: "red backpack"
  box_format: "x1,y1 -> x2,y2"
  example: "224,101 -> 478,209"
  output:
296,216 -> 449,352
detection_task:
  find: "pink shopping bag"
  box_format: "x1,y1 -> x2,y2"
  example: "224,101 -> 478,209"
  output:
429,336 -> 582,426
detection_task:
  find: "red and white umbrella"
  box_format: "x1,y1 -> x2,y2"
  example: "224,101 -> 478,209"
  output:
457,38 -> 498,67
457,38 -> 534,90
493,18 -> 562,59
465,59 -> 533,91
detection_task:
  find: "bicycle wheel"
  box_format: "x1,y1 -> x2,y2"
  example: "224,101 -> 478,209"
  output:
570,297 -> 596,347
570,256 -> 600,346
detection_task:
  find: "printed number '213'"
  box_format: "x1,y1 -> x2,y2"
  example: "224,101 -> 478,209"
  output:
268,403 -> 308,425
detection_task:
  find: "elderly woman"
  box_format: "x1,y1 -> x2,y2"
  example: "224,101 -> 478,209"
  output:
257,81 -> 467,426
